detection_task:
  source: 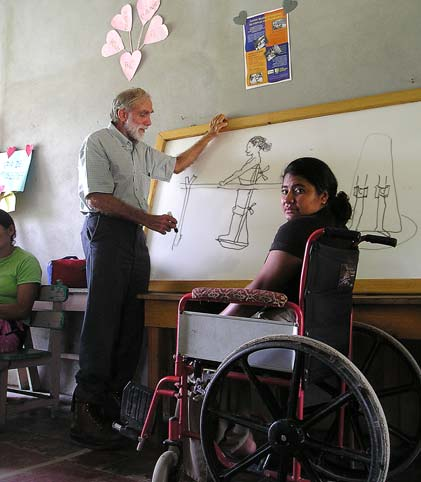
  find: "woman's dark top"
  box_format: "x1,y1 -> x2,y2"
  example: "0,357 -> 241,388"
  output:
269,207 -> 340,303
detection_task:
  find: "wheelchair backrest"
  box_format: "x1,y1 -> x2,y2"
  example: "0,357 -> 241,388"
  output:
300,229 -> 360,358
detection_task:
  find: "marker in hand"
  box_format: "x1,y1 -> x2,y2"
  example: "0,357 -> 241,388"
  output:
167,211 -> 178,233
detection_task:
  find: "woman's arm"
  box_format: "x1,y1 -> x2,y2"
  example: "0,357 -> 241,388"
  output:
220,250 -> 302,317
219,161 -> 252,185
0,283 -> 40,320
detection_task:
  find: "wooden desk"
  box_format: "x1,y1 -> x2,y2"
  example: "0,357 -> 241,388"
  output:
139,292 -> 421,388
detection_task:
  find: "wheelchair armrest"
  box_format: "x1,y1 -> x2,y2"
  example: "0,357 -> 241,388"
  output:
191,287 -> 288,308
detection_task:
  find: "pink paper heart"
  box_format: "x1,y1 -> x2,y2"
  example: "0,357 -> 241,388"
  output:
26,144 -> 33,156
143,15 -> 168,45
120,50 -> 142,81
137,0 -> 160,25
6,147 -> 17,158
101,30 -> 124,57
0,185 -> 5,192
111,4 -> 132,32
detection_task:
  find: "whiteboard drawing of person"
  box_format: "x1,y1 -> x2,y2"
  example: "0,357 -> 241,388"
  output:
217,136 -> 272,250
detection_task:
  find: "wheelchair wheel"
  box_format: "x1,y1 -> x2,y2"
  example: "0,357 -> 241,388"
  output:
352,321 -> 421,478
152,445 -> 183,482
200,335 -> 389,482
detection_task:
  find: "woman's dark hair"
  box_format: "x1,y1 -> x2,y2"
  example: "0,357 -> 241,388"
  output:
0,209 -> 16,245
282,157 -> 352,225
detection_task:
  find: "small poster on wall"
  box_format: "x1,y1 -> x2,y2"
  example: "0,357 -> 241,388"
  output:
0,145 -> 33,192
243,8 -> 291,89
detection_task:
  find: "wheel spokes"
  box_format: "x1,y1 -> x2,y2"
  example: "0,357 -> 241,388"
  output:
376,382 -> 415,399
358,336 -> 381,374
297,450 -> 326,482
218,442 -> 272,480
388,423 -> 416,446
207,407 -> 268,435
303,437 -> 372,465
239,356 -> 284,419
286,351 -> 304,419
301,390 -> 353,430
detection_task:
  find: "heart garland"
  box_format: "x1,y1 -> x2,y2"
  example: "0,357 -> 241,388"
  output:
6,147 -> 17,158
111,4 -> 132,31
120,50 -> 142,81
143,15 -> 168,44
5,145 -> 33,158
101,30 -> 124,57
283,0 -> 298,14
137,0 -> 160,25
233,11 -> 247,26
101,0 -> 169,81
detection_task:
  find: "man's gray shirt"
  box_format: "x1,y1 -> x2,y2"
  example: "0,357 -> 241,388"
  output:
78,123 -> 176,213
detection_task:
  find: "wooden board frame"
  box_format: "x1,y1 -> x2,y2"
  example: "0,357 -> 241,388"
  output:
149,88 -> 421,295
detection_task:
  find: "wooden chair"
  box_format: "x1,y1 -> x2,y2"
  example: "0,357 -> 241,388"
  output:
0,284 -> 69,426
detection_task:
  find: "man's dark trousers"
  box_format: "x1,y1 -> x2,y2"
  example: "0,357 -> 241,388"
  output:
75,213 -> 150,404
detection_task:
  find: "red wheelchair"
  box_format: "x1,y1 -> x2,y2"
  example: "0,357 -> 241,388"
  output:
114,228 -> 421,482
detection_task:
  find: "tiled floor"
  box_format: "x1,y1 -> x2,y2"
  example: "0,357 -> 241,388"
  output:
0,401 -> 421,481
0,402 -> 163,482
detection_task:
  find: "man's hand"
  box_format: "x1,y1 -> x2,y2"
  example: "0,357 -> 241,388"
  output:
207,114 -> 228,138
144,213 -> 178,235
174,114 -> 229,174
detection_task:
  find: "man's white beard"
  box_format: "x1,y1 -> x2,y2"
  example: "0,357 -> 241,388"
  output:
124,120 -> 145,142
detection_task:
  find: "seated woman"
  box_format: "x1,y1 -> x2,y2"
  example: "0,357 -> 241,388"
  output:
0,210 -> 42,352
215,156 -> 353,457
221,156 -> 352,317
186,157 -> 353,479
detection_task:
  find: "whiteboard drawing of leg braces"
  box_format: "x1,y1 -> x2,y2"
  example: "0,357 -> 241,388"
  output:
170,136 -> 278,251
349,133 -> 417,248
171,174 -> 197,250
217,189 -> 256,250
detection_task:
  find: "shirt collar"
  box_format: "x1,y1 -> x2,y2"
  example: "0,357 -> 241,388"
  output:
108,122 -> 134,150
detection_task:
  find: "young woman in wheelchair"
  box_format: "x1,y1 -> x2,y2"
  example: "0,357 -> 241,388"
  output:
187,157 -> 353,476
0,209 -> 42,352
221,156 -> 352,318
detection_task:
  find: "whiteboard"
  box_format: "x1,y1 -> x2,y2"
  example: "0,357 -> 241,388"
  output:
147,89 -> 421,291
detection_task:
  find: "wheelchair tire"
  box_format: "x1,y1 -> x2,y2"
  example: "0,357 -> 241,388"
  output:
152,445 -> 182,482
200,334 -> 389,482
352,321 -> 421,479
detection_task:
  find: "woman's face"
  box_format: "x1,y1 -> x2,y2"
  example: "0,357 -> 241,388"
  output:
245,141 -> 259,158
0,224 -> 14,253
281,174 -> 328,220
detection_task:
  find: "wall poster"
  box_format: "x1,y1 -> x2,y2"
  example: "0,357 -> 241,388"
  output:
243,8 -> 291,89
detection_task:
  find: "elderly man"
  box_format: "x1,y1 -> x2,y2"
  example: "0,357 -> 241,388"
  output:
72,88 -> 227,447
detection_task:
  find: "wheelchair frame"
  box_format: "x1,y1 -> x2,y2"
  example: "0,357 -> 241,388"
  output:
115,228 -> 421,482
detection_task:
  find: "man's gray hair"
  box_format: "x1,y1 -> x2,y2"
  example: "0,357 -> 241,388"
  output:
110,88 -> 150,123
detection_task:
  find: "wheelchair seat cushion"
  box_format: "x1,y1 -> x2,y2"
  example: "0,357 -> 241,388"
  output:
191,287 -> 288,308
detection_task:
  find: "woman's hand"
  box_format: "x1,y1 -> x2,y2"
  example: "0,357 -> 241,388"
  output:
0,283 -> 40,320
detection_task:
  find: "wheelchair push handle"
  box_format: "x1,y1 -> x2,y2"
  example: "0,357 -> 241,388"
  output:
323,227 -> 397,247
360,233 -> 397,247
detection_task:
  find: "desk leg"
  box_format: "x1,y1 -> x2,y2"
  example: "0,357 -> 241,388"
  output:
148,327 -> 162,389
147,326 -> 177,389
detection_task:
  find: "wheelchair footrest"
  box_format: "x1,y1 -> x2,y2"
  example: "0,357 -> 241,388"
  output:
112,421 -> 140,441
119,381 -> 154,432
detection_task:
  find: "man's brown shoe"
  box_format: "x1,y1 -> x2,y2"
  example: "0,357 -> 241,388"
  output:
70,397 -> 123,449
103,391 -> 122,422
